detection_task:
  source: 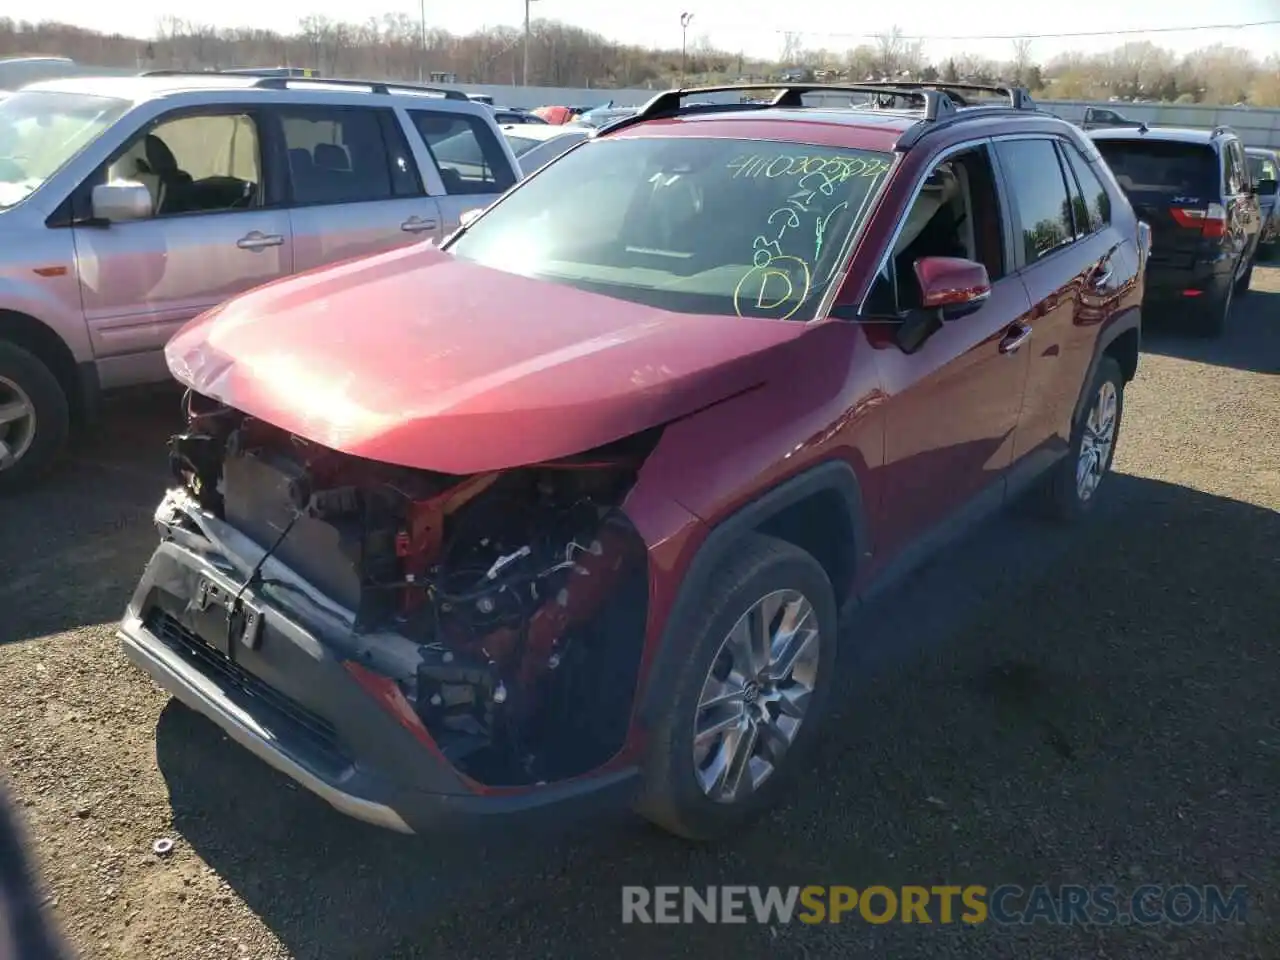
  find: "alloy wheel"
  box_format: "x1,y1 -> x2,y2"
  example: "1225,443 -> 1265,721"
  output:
0,375 -> 36,472
1076,380 -> 1118,502
693,589 -> 821,803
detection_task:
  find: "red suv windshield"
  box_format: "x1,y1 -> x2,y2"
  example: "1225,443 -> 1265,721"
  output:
447,135 -> 894,321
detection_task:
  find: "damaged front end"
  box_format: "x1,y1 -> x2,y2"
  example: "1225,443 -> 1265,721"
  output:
134,390 -> 655,802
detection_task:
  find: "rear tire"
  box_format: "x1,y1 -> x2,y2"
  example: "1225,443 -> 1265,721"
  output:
635,534 -> 838,841
1233,254 -> 1255,296
0,341 -> 70,495
1039,356 -> 1124,523
1196,281 -> 1232,339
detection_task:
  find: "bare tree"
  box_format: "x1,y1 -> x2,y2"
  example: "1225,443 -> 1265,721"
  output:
874,26 -> 905,78
780,31 -> 803,66
1011,38 -> 1032,86
845,44 -> 879,81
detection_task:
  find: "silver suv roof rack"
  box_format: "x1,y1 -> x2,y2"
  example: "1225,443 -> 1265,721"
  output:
138,70 -> 468,100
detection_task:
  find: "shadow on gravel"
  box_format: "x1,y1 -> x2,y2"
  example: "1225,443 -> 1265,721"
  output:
0,387 -> 180,645
155,474 -> 1280,960
1142,288 -> 1280,375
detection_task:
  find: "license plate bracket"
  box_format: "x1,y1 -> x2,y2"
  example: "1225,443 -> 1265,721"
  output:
191,576 -> 264,655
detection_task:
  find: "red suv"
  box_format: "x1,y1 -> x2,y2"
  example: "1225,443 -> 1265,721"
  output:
120,83 -> 1146,841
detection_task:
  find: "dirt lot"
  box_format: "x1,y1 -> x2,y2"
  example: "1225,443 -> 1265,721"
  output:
1,265 -> 1278,959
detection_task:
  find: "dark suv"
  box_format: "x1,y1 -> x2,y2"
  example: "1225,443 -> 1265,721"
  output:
1090,125 -> 1268,336
118,82 -> 1145,841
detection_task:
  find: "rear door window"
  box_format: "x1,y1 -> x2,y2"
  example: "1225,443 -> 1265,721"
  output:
1093,139 -> 1218,201
1060,142 -> 1111,234
408,111 -> 516,196
994,138 -> 1076,265
275,106 -> 395,205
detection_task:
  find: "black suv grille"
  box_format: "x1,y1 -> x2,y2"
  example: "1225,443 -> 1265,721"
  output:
145,609 -> 340,754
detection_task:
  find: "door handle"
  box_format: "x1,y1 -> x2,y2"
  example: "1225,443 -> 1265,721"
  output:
999,323 -> 1032,354
237,231 -> 284,251
401,216 -> 438,234
1089,263 -> 1113,289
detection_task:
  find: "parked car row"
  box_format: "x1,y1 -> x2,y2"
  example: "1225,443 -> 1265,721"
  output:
0,77 -> 1266,845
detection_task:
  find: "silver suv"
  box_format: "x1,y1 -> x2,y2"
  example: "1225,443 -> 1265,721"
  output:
0,72 -> 521,492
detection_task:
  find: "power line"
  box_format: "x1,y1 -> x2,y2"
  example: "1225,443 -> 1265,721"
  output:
736,19 -> 1280,43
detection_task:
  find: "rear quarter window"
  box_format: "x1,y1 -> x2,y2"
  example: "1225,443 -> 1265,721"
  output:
409,111 -> 517,196
1094,140 -> 1218,199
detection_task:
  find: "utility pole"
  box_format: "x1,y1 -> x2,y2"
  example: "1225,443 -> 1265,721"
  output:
418,0 -> 426,82
679,12 -> 694,87
523,0 -> 539,87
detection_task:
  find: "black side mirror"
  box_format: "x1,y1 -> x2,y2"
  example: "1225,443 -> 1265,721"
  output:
1257,178 -> 1277,197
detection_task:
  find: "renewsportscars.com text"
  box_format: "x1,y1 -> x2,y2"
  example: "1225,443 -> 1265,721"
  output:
621,884 -> 1248,926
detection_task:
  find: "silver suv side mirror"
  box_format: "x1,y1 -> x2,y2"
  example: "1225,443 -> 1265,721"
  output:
91,181 -> 153,223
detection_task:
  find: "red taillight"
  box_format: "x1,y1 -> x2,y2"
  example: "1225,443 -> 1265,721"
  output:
1170,203 -> 1227,239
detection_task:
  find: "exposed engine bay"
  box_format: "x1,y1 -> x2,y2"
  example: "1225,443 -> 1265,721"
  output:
166,391 -> 654,787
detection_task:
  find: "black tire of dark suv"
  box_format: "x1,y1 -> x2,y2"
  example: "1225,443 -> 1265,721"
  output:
1233,255 -> 1255,296
1198,282 -> 1233,339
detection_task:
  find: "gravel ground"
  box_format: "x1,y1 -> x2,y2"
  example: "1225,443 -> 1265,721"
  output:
1,265 -> 1278,960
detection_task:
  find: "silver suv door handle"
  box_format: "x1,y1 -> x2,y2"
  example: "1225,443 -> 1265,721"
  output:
237,231 -> 284,250
401,216 -> 438,234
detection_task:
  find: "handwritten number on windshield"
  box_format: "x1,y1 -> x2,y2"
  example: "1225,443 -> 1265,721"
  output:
730,154 -> 889,319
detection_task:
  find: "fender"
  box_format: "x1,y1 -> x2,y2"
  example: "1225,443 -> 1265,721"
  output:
1071,304 -> 1141,429
636,459 -> 868,724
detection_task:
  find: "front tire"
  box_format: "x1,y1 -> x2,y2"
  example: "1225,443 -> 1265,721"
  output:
1040,356 -> 1124,523
0,342 -> 70,495
635,534 -> 838,841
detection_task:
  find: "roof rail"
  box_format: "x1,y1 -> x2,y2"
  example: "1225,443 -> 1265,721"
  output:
603,82 -> 957,136
596,81 -> 1061,153
894,103 -> 1060,150
250,76 -> 468,99
856,80 -> 1037,111
139,69 -> 468,100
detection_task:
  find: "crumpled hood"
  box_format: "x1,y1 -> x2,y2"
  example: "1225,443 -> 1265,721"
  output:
166,244 -> 806,474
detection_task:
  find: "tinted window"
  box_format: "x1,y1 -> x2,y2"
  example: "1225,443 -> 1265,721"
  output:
409,112 -> 516,195
1227,142 -> 1247,194
378,113 -> 421,198
1094,139 -> 1217,199
1061,142 -> 1111,233
108,112 -> 262,216
1248,153 -> 1277,181
277,106 -> 393,205
448,137 -> 893,320
995,139 -> 1074,264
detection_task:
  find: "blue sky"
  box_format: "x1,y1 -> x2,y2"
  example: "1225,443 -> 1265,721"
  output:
33,0 -> 1280,62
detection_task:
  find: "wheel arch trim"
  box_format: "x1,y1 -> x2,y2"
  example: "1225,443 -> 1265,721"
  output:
636,459 -> 868,725
1071,306 -> 1140,429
